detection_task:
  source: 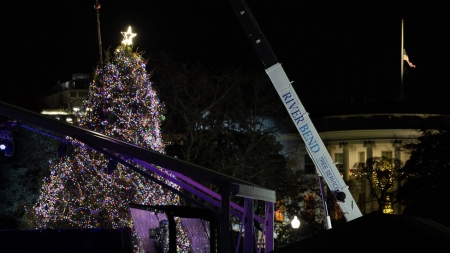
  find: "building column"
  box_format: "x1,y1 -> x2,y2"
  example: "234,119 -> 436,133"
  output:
364,140 -> 374,159
339,142 -> 349,181
393,140 -> 402,160
393,140 -> 402,215
363,140 -> 375,213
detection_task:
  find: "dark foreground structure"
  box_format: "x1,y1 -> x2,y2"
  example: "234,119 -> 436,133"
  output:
273,211 -> 450,252
0,228 -> 132,253
1,99 -> 275,253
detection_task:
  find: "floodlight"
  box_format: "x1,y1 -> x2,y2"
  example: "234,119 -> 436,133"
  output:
291,216 -> 300,229
0,141 -> 13,157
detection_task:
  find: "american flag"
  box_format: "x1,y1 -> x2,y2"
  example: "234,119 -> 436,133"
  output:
403,50 -> 416,68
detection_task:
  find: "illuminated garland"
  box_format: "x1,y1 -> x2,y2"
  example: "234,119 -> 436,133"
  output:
29,43 -> 191,251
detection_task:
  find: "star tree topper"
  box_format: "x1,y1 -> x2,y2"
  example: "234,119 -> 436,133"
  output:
121,26 -> 137,45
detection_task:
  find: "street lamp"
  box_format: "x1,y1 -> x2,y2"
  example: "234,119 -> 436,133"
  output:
291,216 -> 300,229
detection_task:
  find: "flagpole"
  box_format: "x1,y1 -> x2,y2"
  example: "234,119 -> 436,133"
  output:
400,18 -> 405,100
94,1 -> 103,70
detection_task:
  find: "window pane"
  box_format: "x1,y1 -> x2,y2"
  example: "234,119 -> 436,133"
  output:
335,153 -> 343,171
381,151 -> 392,159
358,152 -> 365,163
78,91 -> 88,98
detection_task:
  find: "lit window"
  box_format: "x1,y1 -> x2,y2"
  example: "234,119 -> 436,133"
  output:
358,152 -> 365,164
335,153 -> 343,172
381,151 -> 392,159
381,151 -> 393,168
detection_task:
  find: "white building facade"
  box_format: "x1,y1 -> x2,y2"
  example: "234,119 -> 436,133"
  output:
279,113 -> 450,216
40,73 -> 90,123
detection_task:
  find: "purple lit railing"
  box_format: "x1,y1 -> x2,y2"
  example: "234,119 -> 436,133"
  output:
130,159 -> 274,252
133,159 -> 265,223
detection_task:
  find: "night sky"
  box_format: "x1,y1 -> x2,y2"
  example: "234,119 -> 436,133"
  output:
1,1 -> 449,111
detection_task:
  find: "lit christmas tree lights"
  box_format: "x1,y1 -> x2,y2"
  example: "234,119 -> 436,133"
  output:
24,27 -> 191,252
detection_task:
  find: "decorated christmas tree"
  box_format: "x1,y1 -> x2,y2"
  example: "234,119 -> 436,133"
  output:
23,26 -> 191,252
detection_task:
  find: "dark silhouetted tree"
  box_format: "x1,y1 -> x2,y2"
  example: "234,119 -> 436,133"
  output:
149,54 -> 289,191
0,122 -> 56,229
148,53 -> 327,248
397,129 -> 450,227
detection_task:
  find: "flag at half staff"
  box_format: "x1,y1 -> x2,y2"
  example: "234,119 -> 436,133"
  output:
403,49 -> 416,68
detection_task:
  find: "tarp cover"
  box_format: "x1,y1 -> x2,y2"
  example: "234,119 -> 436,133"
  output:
0,228 -> 132,253
273,211 -> 450,252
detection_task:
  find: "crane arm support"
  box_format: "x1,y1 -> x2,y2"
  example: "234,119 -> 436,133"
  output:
266,64 -> 362,221
227,0 -> 278,68
228,0 -> 363,221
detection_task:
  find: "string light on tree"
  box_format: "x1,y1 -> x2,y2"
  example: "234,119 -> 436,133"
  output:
23,26 -> 191,251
